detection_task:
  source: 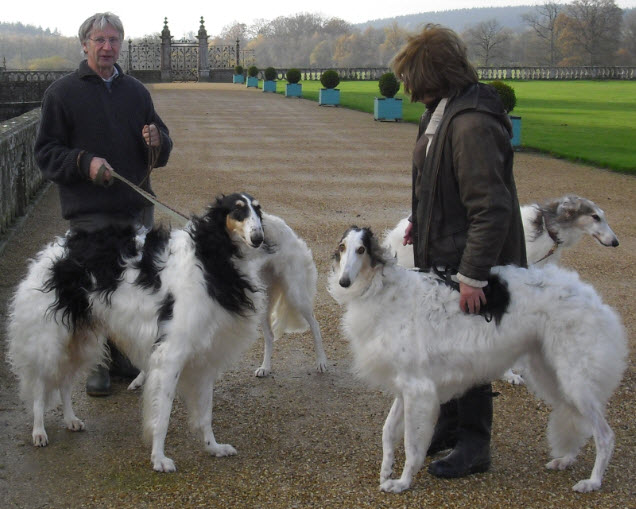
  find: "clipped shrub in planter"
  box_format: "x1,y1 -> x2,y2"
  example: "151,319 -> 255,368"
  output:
246,65 -> 259,88
374,72 -> 402,121
233,64 -> 244,84
319,69 -> 340,106
263,66 -> 277,93
489,80 -> 521,149
285,68 -> 302,98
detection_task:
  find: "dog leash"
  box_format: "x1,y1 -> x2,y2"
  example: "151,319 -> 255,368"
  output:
95,164 -> 189,226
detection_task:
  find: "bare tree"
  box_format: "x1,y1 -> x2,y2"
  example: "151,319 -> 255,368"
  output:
621,9 -> 636,64
463,19 -> 512,66
556,0 -> 623,65
522,1 -> 561,65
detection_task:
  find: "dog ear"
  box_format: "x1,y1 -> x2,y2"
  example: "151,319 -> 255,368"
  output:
557,196 -> 580,219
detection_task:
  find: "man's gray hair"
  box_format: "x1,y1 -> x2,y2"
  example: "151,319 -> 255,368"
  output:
78,12 -> 124,44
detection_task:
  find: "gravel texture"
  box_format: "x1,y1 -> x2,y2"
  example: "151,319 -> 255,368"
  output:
0,83 -> 634,508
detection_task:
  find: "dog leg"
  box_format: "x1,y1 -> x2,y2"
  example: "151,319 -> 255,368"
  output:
255,313 -> 274,377
380,381 -> 438,493
200,384 -> 237,458
145,355 -> 181,472
32,380 -> 48,447
305,312 -> 327,373
61,379 -> 84,432
380,396 -> 404,484
572,409 -> 614,493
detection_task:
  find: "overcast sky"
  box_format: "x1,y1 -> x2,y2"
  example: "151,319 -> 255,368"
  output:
4,0 -> 636,39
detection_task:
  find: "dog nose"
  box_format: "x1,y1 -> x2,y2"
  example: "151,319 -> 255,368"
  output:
251,232 -> 264,247
612,239 -> 619,247
339,277 -> 351,288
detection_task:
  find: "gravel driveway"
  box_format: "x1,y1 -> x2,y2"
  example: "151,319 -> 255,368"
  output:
0,83 -> 633,508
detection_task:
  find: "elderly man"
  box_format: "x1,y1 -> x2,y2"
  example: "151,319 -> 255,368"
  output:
35,12 -> 173,396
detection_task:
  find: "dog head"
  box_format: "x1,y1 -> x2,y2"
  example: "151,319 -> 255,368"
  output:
216,193 -> 264,249
552,195 -> 619,247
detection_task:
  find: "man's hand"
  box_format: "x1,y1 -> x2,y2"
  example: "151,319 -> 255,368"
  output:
459,282 -> 486,314
403,220 -> 414,246
89,157 -> 113,183
142,124 -> 160,147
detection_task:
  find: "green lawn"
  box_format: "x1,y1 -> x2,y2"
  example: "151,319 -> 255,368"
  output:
263,80 -> 636,173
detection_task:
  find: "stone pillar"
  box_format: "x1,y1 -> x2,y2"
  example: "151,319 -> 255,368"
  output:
160,18 -> 172,82
198,17 -> 209,81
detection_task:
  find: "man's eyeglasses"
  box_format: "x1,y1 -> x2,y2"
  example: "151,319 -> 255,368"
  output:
89,37 -> 121,47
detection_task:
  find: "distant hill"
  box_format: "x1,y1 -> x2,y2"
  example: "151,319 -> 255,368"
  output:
356,6 -> 540,33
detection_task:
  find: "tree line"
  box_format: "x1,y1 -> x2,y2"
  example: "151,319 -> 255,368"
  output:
2,1 -> 635,71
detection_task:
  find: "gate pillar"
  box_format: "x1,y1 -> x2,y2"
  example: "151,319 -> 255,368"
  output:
198,17 -> 210,81
160,18 -> 172,82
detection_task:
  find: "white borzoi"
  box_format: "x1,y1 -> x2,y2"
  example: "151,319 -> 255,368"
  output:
329,227 -> 627,493
7,193 -> 267,472
383,194 -> 619,269
254,213 -> 327,377
382,194 -> 620,384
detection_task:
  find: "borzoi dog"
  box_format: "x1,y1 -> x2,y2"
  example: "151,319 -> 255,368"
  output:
383,194 -> 620,384
383,194 -> 619,269
7,193 -> 267,472
254,213 -> 327,377
329,227 -> 626,493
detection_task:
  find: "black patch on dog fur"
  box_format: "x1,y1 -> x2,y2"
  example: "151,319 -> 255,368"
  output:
43,226 -> 138,330
188,193 -> 260,315
158,292 -> 175,324
134,227 -> 170,291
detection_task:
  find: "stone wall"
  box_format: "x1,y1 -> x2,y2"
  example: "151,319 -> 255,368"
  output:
0,109 -> 45,234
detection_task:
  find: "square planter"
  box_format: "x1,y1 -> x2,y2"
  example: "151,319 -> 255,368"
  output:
232,74 -> 244,84
319,88 -> 340,106
510,115 -> 522,149
263,80 -> 277,93
285,83 -> 302,97
246,76 -> 259,88
374,97 -> 403,121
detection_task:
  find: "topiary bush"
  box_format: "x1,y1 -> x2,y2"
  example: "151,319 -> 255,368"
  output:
379,72 -> 400,98
234,65 -> 244,75
489,80 -> 516,113
247,65 -> 259,78
286,68 -> 301,84
320,69 -> 340,89
264,67 -> 277,81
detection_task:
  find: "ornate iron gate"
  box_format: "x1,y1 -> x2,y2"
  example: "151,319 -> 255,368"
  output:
170,39 -> 199,81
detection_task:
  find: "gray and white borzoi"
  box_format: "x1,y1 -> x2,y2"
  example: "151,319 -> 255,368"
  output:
329,226 -> 627,493
7,193 -> 268,472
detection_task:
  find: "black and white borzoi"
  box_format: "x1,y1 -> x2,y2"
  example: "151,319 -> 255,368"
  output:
7,193 -> 268,472
329,227 -> 627,493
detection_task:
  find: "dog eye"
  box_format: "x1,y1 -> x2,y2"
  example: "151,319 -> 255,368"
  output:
356,246 -> 365,255
592,214 -> 600,222
339,243 -> 345,252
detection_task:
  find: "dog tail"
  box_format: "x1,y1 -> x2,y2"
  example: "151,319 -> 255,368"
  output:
269,279 -> 309,340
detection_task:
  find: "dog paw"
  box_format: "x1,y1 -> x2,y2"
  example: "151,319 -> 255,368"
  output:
32,431 -> 49,447
546,456 -> 575,470
316,360 -> 328,373
206,443 -> 237,457
152,456 -> 176,472
254,367 -> 271,377
501,369 -> 524,385
128,372 -> 145,390
572,479 -> 601,493
66,418 -> 85,432
380,479 -> 410,493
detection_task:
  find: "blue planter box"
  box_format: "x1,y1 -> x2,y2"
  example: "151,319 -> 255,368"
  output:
232,74 -> 244,84
510,115 -> 522,149
285,83 -> 302,97
246,76 -> 259,88
319,88 -> 340,106
374,97 -> 403,121
263,80 -> 277,93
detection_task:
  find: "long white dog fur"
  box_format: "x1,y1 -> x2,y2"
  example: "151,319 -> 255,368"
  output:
7,193 -> 269,472
329,226 -> 627,493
